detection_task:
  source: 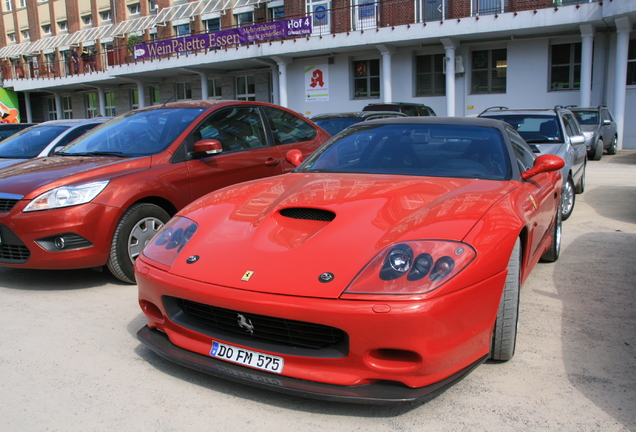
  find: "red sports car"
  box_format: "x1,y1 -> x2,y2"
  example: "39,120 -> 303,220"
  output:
136,117 -> 564,403
0,101 -> 329,283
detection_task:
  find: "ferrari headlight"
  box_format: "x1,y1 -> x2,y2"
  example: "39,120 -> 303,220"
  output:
142,216 -> 198,267
344,241 -> 475,295
24,181 -> 109,212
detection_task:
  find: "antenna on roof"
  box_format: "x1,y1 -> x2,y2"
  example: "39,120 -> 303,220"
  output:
161,94 -> 175,108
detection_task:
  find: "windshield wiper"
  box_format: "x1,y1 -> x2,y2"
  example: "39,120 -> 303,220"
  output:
57,151 -> 127,157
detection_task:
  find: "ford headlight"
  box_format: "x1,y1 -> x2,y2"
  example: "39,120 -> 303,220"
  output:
24,181 -> 109,212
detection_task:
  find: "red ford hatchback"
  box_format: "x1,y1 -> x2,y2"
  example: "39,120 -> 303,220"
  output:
0,100 -> 330,283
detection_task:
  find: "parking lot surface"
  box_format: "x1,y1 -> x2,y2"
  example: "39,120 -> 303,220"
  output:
1,151 -> 635,432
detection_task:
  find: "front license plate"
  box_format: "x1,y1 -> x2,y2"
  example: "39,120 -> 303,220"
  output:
210,341 -> 284,374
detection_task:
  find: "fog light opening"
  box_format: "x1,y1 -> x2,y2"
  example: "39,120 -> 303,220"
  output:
139,300 -> 165,323
366,348 -> 422,371
54,237 -> 65,250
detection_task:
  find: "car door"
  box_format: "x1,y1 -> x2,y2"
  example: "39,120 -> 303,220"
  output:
562,113 -> 586,180
599,108 -> 615,145
260,105 -> 326,173
509,129 -> 556,260
184,105 -> 287,201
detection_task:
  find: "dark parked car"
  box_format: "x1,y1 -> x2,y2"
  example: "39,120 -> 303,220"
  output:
0,101 -> 331,283
363,102 -> 437,117
310,111 -> 407,136
0,123 -> 36,141
568,105 -> 618,160
479,106 -> 586,221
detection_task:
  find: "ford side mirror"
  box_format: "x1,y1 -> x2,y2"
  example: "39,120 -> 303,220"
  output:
190,139 -> 222,159
522,154 -> 565,180
285,149 -> 304,167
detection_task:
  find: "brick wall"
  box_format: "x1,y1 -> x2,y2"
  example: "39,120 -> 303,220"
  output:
380,0 -> 415,27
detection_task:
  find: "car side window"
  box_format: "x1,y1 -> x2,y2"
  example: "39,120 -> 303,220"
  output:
417,107 -> 429,116
563,114 -> 582,137
194,106 -> 266,152
402,106 -> 418,116
507,128 -> 535,173
262,106 -> 317,145
53,124 -> 99,150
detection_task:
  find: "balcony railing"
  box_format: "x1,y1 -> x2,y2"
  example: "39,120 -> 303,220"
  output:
0,0 -> 599,82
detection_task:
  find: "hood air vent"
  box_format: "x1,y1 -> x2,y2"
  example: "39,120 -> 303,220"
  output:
280,208 -> 335,222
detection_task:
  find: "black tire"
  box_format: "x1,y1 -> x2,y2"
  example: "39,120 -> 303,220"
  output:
540,207 -> 562,263
607,135 -> 618,155
561,176 -> 575,221
491,238 -> 521,361
592,139 -> 603,161
107,203 -> 170,284
575,164 -> 585,194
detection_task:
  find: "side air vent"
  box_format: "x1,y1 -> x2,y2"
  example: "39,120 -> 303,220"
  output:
280,207 -> 335,222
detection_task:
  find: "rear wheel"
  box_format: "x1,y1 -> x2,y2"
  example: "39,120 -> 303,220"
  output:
107,203 -> 170,284
491,238 -> 521,361
540,207 -> 562,263
562,177 -> 575,221
592,139 -> 603,161
607,135 -> 618,155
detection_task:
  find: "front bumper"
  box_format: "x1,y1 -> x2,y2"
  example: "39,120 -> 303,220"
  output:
137,325 -> 488,404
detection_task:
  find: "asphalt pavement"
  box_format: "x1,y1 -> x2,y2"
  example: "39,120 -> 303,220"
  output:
1,151 -> 635,432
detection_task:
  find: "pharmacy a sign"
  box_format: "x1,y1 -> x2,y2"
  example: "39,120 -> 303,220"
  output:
305,65 -> 329,102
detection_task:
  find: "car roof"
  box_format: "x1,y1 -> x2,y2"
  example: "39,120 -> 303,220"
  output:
358,115 -> 509,129
32,118 -> 112,128
479,106 -> 573,117
0,123 -> 35,128
311,111 -> 407,120
365,102 -> 429,107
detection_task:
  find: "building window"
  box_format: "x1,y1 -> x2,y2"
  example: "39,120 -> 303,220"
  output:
353,59 -> 380,99
206,18 -> 221,32
307,0 -> 330,34
18,0 -> 25,7
8,33 -> 16,43
150,86 -> 160,104
131,89 -> 139,110
4,0 -> 11,12
128,3 -> 141,15
628,39 -> 636,86
21,30 -> 30,40
47,98 -> 57,120
473,0 -> 505,16
82,15 -> 92,26
235,12 -> 254,27
100,10 -> 112,22
149,0 -> 157,12
208,78 -> 222,100
86,94 -> 98,118
63,96 -> 72,119
415,54 -> 445,97
176,82 -> 192,100
58,21 -> 68,32
42,25 -> 52,35
550,43 -> 581,91
174,24 -> 190,37
236,75 -> 255,101
471,49 -> 507,94
269,5 -> 284,20
105,92 -> 116,116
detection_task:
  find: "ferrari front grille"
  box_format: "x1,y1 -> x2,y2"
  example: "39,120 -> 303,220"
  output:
280,207 -> 335,221
171,297 -> 346,350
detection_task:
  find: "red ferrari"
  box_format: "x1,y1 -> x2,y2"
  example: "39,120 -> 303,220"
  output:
136,117 -> 564,404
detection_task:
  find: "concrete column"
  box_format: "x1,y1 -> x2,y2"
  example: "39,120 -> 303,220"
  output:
271,65 -> 280,105
441,38 -> 458,117
377,44 -> 396,103
98,87 -> 106,117
136,81 -> 146,108
54,93 -> 63,119
200,73 -> 209,100
24,92 -> 33,123
614,16 -> 631,151
579,24 -> 595,108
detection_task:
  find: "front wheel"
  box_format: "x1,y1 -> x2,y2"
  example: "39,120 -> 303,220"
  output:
107,203 -> 170,284
592,139 -> 603,161
575,164 -> 585,194
491,238 -> 522,361
561,177 -> 575,221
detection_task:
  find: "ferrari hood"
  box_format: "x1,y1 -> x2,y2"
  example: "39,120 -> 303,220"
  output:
0,156 -> 150,198
167,173 -> 516,298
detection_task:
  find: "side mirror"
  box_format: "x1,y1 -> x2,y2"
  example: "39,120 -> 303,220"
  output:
285,149 -> 304,167
570,135 -> 585,145
522,154 -> 565,180
189,139 -> 222,159
602,119 -> 612,125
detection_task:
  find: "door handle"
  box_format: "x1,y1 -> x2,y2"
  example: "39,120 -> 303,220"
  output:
265,158 -> 280,166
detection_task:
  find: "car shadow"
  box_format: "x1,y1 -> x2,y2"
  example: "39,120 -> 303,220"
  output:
0,266 -> 128,290
606,150 -> 636,165
581,185 -> 636,225
553,232 -> 636,430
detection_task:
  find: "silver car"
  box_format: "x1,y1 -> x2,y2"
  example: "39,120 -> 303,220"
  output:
568,105 -> 618,160
479,106 -> 586,221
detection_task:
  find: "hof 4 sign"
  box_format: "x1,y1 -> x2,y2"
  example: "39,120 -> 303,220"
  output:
134,18 -> 312,59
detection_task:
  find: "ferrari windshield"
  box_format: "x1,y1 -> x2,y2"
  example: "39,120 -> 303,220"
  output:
59,107 -> 205,157
0,125 -> 69,159
298,124 -> 511,180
